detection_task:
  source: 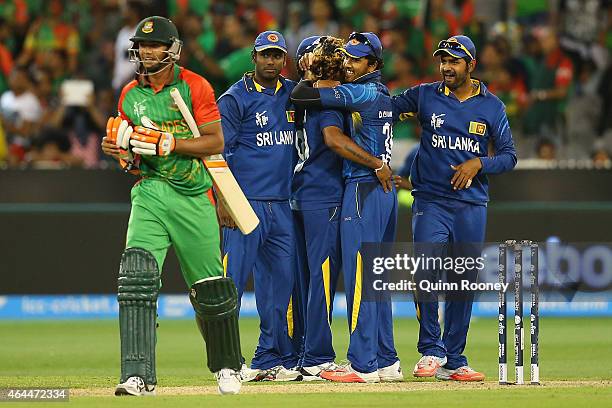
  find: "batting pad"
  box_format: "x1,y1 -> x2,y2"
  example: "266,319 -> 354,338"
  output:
189,277 -> 242,372
117,247 -> 160,385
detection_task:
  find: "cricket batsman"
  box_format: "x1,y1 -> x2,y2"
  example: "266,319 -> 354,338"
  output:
392,35 -> 517,381
100,16 -> 242,395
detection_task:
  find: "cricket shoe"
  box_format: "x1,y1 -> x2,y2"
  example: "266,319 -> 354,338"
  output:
300,362 -> 341,381
413,355 -> 447,377
378,360 -> 404,382
240,363 -> 266,382
215,368 -> 242,394
262,366 -> 303,381
320,363 -> 380,383
114,376 -> 156,396
435,366 -> 485,382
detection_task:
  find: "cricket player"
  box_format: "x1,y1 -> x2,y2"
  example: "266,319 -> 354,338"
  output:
100,16 -> 242,395
216,31 -> 301,381
291,32 -> 402,383
291,35 -> 346,380
392,35 -> 517,381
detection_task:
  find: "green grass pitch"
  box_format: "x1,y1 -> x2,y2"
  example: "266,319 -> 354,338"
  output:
0,317 -> 610,407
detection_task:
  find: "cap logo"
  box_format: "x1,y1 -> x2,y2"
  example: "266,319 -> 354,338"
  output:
267,33 -> 278,42
142,21 -> 154,33
348,39 -> 360,45
448,37 -> 459,43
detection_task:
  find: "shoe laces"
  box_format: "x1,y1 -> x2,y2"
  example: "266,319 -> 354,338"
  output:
126,376 -> 145,388
418,356 -> 437,368
319,362 -> 341,371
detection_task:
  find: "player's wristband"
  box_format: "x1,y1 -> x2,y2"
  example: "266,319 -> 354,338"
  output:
374,161 -> 386,173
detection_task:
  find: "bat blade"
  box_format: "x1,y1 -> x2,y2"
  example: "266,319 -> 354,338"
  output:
169,88 -> 259,234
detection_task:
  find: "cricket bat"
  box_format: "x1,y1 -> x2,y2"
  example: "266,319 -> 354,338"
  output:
169,87 -> 259,235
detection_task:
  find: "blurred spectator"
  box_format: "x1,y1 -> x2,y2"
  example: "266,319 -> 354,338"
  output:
511,0 -> 550,26
387,53 -> 422,140
565,59 -> 603,154
112,1 -> 142,94
478,42 -> 528,126
0,66 -> 42,163
296,0 -> 339,48
28,127 -> 81,169
536,138 -> 557,160
521,27 -> 573,143
591,140 -> 611,168
599,62 -> 612,137
556,0 -> 609,76
284,2 -> 306,59
44,84 -> 109,169
0,17 -> 14,95
237,0 -> 278,33
17,0 -> 80,74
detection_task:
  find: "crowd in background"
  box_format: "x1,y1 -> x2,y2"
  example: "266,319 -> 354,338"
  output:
0,0 -> 610,169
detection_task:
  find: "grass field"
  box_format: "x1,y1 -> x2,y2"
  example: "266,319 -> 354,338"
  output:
1,317 -> 611,407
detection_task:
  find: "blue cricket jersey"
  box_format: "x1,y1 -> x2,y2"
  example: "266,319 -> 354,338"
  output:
392,80 -> 517,204
217,73 -> 296,201
291,109 -> 346,210
318,71 -> 394,183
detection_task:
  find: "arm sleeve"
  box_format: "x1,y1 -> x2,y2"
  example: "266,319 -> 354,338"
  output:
391,85 -> 420,123
188,76 -> 221,126
318,83 -> 378,110
290,80 -> 323,109
479,106 -> 517,174
319,109 -> 344,132
217,94 -> 242,149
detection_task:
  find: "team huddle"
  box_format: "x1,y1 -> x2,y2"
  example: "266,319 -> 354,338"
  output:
101,16 -> 517,396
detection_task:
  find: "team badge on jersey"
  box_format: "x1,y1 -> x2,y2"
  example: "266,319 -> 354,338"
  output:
142,21 -> 154,33
469,121 -> 486,136
286,110 -> 295,123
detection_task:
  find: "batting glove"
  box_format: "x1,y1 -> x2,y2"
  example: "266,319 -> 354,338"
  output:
105,116 -> 134,162
130,126 -> 176,156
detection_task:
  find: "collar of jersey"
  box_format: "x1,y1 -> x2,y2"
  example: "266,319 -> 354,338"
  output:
141,65 -> 180,93
243,71 -> 283,94
438,78 -> 486,100
351,70 -> 381,84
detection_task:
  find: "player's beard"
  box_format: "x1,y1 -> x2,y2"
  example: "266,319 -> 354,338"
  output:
442,69 -> 468,90
140,60 -> 173,76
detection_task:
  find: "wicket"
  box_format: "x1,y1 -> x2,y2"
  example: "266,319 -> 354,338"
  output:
498,240 -> 540,385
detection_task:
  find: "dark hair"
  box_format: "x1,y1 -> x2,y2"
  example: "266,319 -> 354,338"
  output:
366,55 -> 384,70
310,36 -> 345,81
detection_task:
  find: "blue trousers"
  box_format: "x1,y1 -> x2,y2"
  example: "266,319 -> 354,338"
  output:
411,194 -> 486,369
222,200 -> 298,370
293,206 -> 342,367
342,180 -> 399,373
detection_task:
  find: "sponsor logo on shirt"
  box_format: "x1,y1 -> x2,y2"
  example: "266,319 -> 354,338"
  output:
469,121 -> 486,136
431,112 -> 445,130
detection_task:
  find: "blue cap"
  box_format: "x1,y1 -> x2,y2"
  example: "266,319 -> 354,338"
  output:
296,35 -> 321,60
254,30 -> 287,53
340,32 -> 383,60
433,35 -> 476,61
